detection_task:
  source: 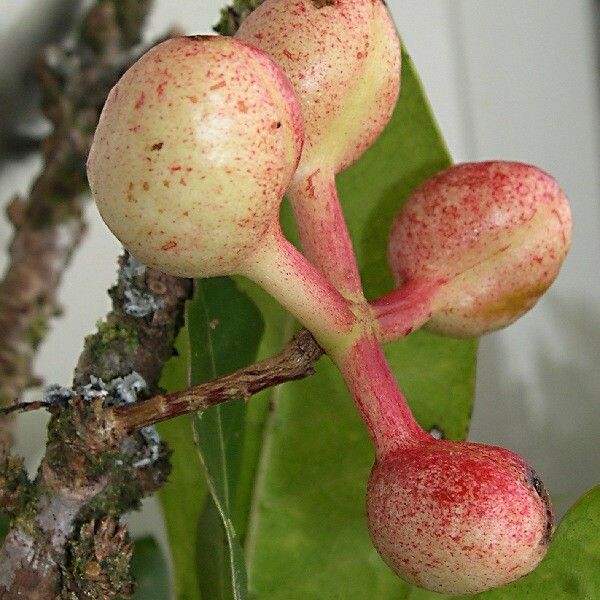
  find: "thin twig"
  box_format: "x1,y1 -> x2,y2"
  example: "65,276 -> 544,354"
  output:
114,328 -> 323,432
0,400 -> 52,417
0,329 -> 323,428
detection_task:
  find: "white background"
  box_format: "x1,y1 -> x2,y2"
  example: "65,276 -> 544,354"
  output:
1,0 -> 599,555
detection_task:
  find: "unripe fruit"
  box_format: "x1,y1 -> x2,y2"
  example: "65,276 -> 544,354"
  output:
237,0 -> 400,298
88,34 -> 355,345
367,441 -> 553,594
88,35 -> 303,278
387,161 -> 572,337
236,0 -> 400,175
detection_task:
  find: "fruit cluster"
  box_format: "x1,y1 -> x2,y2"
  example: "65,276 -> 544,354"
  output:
87,0 -> 572,594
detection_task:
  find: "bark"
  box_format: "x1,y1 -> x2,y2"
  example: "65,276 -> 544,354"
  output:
0,0 -> 152,459
0,255 -> 191,599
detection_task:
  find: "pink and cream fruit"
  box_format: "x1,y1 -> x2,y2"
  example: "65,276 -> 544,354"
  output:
236,0 -> 400,176
367,441 -> 554,594
388,161 -> 572,337
236,0 -> 400,298
87,36 -> 303,278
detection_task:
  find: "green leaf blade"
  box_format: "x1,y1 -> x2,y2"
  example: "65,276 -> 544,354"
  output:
129,536 -> 170,600
188,277 -> 265,600
158,330 -> 206,600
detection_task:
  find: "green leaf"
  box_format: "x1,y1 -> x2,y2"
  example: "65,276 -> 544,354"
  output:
188,277 -> 264,600
158,330 -> 207,600
130,536 -> 170,600
242,47 -> 477,599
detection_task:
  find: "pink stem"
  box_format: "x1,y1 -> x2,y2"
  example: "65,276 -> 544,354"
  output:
371,279 -> 445,342
245,227 -> 429,455
244,227 -> 357,343
288,169 -> 363,298
337,334 -> 430,456
287,171 -> 432,456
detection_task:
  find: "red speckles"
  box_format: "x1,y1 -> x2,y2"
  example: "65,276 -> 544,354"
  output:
88,35 -> 303,279
236,0 -> 399,172
156,80 -> 168,96
388,161 -> 572,337
161,240 -> 177,251
367,441 -> 553,594
282,48 -> 296,61
126,182 -> 136,203
128,124 -> 141,133
134,92 -> 145,109
305,174 -> 316,199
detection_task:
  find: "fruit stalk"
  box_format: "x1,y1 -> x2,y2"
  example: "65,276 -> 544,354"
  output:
288,169 -> 363,298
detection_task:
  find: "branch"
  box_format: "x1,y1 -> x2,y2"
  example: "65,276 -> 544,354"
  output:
113,328 -> 323,432
0,254 -> 191,599
0,328 -> 323,438
0,0 -> 152,458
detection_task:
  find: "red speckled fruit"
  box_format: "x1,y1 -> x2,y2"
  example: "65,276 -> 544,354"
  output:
88,35 -> 303,278
236,0 -> 400,176
367,441 -> 554,594
388,161 -> 572,337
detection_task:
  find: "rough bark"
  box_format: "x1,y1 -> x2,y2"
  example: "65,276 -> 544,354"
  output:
0,0 -> 153,459
0,254 -> 191,599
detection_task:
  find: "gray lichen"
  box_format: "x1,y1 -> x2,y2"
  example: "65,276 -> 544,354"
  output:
120,254 -> 164,318
43,384 -> 75,406
131,426 -> 160,469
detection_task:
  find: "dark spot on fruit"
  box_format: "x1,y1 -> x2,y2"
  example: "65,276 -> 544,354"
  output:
151,142 -> 164,151
311,0 -> 335,9
528,469 -> 555,545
